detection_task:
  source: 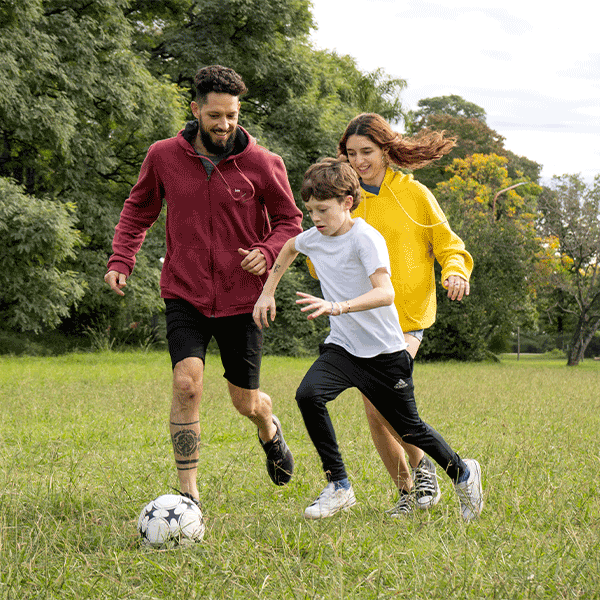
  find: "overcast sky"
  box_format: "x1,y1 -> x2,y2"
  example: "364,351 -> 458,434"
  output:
309,0 -> 600,183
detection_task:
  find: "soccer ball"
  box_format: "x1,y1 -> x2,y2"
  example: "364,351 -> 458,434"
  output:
137,494 -> 205,548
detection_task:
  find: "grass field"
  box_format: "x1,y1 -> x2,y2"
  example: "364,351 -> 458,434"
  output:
0,351 -> 599,599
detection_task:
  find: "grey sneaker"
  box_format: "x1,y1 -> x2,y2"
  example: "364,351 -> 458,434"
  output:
304,483 -> 357,519
258,415 -> 294,486
454,458 -> 483,522
413,456 -> 441,510
385,491 -> 414,517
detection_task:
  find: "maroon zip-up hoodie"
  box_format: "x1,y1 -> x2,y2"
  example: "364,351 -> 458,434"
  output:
107,122 -> 303,317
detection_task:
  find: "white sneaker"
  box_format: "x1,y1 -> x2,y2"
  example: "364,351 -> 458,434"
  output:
454,458 -> 483,522
304,482 -> 357,520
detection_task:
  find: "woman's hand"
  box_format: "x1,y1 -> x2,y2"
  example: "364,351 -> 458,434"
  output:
443,275 -> 470,301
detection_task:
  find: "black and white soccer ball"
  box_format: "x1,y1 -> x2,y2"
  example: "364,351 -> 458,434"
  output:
137,494 -> 205,548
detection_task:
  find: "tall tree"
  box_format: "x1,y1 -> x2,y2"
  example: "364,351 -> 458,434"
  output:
406,95 -> 542,188
407,94 -> 487,127
1,0 -> 187,334
538,174 -> 600,365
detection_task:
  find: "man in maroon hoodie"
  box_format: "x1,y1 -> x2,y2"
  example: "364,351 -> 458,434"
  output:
105,65 -> 303,505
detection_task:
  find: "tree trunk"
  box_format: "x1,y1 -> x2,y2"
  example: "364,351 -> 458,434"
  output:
567,314 -> 600,366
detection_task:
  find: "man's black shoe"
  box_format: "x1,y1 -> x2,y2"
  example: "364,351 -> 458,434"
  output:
258,415 -> 294,486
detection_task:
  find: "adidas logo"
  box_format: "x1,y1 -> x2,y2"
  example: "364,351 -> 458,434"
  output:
394,379 -> 408,390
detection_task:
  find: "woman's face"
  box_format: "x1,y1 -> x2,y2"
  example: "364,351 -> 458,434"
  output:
345,134 -> 387,187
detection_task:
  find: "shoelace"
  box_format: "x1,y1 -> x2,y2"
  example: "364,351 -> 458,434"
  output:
394,494 -> 413,514
413,466 -> 437,495
457,478 -> 477,504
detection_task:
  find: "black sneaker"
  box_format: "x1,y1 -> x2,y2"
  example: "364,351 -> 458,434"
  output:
385,490 -> 414,517
413,456 -> 441,510
258,415 -> 294,486
180,492 -> 201,508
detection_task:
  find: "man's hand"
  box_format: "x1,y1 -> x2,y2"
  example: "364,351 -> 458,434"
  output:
238,248 -> 267,276
104,270 -> 127,296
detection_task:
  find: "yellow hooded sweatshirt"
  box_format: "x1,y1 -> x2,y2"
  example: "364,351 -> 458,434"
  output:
309,168 -> 473,331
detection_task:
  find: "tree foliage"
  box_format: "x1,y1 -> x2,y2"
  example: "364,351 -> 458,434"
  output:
0,0 -> 405,349
0,178 -> 85,332
0,0 -> 186,335
407,95 -> 488,127
537,174 -> 600,365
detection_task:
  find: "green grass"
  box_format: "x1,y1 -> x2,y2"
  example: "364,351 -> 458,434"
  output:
1,352 -> 599,599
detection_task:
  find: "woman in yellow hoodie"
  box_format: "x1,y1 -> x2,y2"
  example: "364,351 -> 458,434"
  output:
339,113 -> 473,516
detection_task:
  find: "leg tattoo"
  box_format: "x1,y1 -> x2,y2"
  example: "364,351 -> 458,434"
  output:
171,424 -> 200,471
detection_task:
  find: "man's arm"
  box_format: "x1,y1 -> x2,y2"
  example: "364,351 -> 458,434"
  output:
106,147 -> 164,281
249,155 -> 303,270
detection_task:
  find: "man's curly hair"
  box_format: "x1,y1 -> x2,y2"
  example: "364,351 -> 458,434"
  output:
194,65 -> 248,103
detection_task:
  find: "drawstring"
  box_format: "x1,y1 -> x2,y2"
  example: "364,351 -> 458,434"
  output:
198,154 -> 256,202
382,181 -> 448,229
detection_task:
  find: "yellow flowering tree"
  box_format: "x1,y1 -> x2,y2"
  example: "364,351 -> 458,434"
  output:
419,154 -> 545,360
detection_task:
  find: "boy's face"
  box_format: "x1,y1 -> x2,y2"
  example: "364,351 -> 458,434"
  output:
305,195 -> 354,237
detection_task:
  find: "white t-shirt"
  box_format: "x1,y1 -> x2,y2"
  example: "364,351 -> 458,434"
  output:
294,218 -> 407,358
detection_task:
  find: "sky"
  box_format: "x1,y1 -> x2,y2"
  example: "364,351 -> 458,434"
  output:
309,0 -> 600,184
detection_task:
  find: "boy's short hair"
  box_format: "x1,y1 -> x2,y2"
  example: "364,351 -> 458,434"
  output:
300,158 -> 361,211
194,65 -> 248,103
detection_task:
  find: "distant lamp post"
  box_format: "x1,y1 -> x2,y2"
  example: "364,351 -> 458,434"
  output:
492,182 -> 529,221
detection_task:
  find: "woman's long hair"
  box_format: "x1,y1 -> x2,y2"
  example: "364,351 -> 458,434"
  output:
338,113 -> 456,170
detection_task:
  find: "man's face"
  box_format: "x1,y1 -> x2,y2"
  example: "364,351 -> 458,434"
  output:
191,92 -> 240,155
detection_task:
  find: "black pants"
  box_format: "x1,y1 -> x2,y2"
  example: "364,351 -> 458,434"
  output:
295,344 -> 466,483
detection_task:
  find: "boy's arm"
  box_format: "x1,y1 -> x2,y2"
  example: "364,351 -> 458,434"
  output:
296,267 -> 395,320
252,237 -> 299,329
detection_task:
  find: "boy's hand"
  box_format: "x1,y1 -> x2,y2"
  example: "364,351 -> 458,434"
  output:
296,291 -> 334,320
253,294 -> 277,329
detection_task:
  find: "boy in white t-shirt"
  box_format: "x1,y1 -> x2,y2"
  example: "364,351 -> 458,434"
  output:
253,158 -> 483,522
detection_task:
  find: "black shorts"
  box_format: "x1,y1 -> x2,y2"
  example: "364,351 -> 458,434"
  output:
164,299 -> 263,390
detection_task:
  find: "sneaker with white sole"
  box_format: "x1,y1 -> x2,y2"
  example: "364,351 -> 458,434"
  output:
413,456 -> 441,510
304,482 -> 357,519
385,491 -> 414,517
258,415 -> 294,486
454,458 -> 483,522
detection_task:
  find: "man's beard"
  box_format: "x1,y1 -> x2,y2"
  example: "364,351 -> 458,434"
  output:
199,121 -> 236,155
